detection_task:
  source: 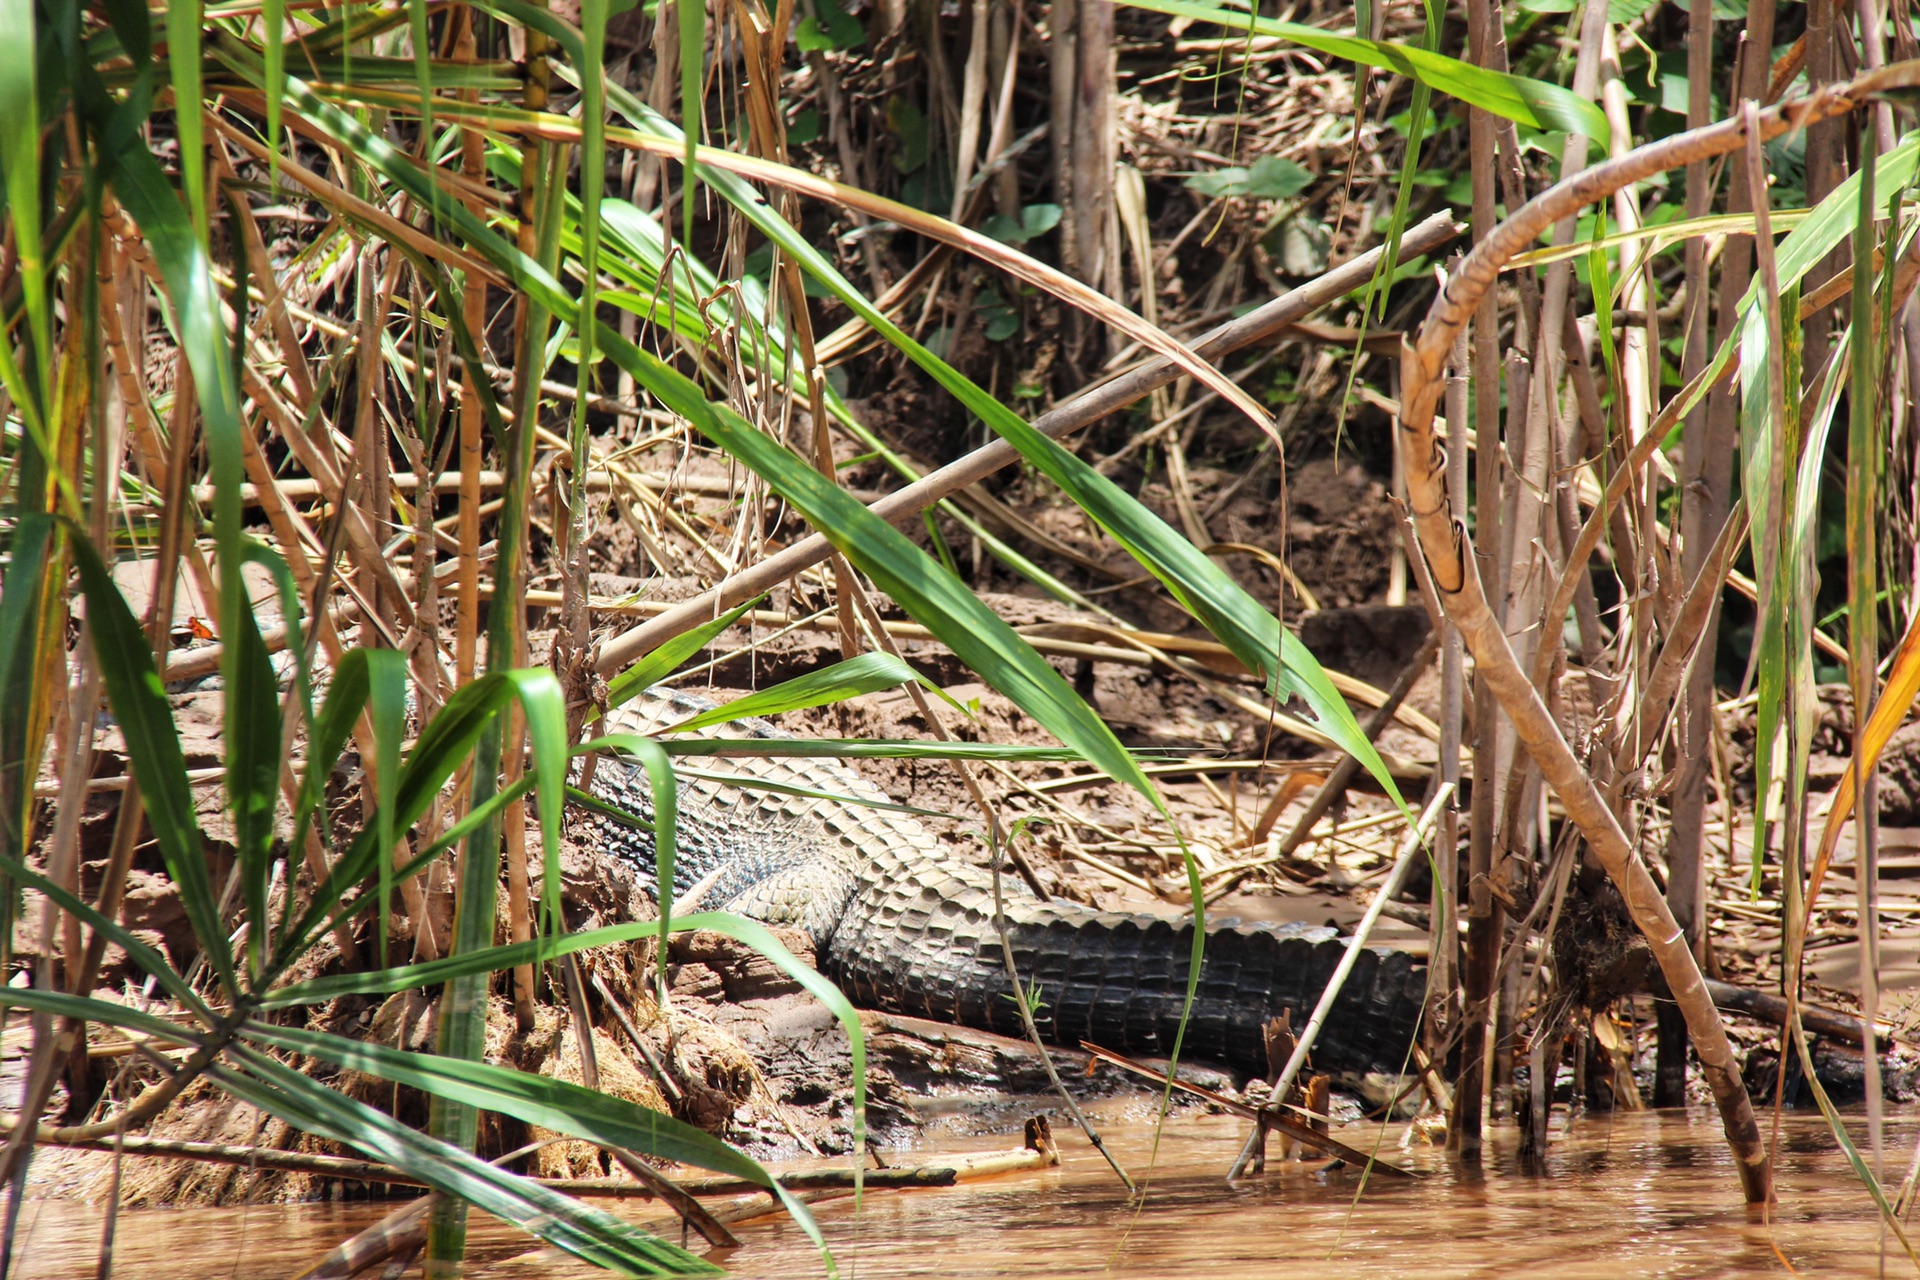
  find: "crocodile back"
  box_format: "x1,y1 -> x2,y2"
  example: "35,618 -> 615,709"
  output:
590,686 -> 1427,1079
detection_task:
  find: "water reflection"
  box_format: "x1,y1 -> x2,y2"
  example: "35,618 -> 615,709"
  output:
12,1107 -> 1912,1278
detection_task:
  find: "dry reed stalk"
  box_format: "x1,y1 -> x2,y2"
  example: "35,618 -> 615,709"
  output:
1397,61 -> 1920,1204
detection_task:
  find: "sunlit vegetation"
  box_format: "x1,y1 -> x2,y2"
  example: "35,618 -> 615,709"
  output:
6,0 -> 1920,1273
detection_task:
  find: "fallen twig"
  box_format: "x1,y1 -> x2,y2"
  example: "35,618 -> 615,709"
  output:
1076,1043 -> 1416,1178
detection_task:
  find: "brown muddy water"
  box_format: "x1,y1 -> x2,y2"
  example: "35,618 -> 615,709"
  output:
12,1105 -> 1917,1278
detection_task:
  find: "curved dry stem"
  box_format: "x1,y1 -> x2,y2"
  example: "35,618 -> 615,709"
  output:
1389,63 -> 1920,1206
3,1035 -> 223,1146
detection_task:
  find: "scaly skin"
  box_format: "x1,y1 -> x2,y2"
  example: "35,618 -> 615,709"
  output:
588,688 -> 1427,1079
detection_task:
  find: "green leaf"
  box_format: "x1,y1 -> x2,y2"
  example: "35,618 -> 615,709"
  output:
1732,136 -> 1920,858
263,0 -> 284,186
105,144 -> 255,874
598,770 -> 952,819
225,548 -> 286,977
795,0 -> 865,50
251,908 -> 867,1244
677,0 -> 702,248
658,653 -> 931,731
255,909 -> 870,1177
511,669 -> 572,938
1244,156 -> 1313,199
886,96 -> 929,174
292,647 -> 371,853
661,403 -> 1166,806
0,0 -> 48,413
1186,157 -> 1312,200
1123,0 -> 1609,140
614,732 -> 679,996
68,529 -> 236,996
165,0 -> 208,234
368,648 -> 409,959
1185,166 -> 1253,199
983,203 -> 1062,244
215,1050 -> 721,1277
243,1021 -> 785,1187
1746,133 -> 1920,312
276,671 -> 562,974
0,858 -> 207,1019
0,517 -> 54,861
582,92 -> 1399,805
600,595 -> 765,715
266,911 -> 694,1008
2,987 -> 208,1047
1786,1017 -> 1920,1265
653,738 -> 1102,760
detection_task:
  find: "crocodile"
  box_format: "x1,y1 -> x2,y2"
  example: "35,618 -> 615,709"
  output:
586,686 -> 1428,1080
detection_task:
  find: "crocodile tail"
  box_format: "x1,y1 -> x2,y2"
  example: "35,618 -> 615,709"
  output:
826,890 -> 1428,1080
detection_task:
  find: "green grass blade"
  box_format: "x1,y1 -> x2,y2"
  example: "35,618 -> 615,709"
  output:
368,648 -> 409,960
164,0 -> 207,239
2,987 -> 210,1046
263,913 -> 711,1007
225,548 -> 285,978
346,774 -> 539,937
652,739 -> 1104,760
659,653 -> 927,731
0,517 -> 54,864
1119,0 -> 1607,139
1849,117 -> 1882,836
622,734 -> 679,998
664,402 -> 1162,807
1787,1014 -> 1920,1265
600,595 -> 764,714
1745,134 -> 1920,316
576,0 -> 608,504
105,145 -> 256,857
68,527 -> 236,995
292,648 -> 373,848
509,668 -> 571,938
407,0 -> 434,156
254,906 -> 866,1240
676,0 -> 702,248
263,0 -> 283,187
0,859 -> 208,1019
274,671 -> 558,976
243,1021 -> 788,1188
572,772 -> 952,821
248,1019 -> 842,1268
213,1050 -> 720,1277
582,92 -> 1397,804
0,0 -> 49,418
